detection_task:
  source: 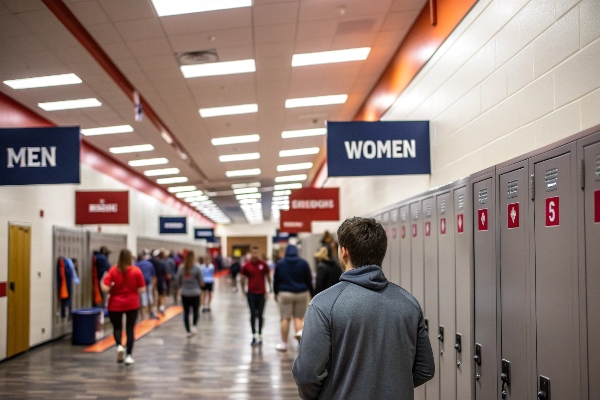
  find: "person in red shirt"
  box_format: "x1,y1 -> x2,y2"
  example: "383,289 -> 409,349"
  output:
101,249 -> 145,365
240,246 -> 272,346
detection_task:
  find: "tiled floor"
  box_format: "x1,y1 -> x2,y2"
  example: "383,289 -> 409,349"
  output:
0,277 -> 301,399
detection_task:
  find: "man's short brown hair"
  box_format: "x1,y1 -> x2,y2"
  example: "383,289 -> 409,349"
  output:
337,217 -> 387,268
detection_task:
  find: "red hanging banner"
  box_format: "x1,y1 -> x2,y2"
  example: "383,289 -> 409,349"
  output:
76,191 -> 129,225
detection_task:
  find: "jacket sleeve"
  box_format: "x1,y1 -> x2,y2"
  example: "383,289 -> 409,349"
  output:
273,264 -> 280,295
292,304 -> 331,400
413,310 -> 435,387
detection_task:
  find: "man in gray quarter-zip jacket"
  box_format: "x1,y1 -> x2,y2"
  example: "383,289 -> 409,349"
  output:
292,217 -> 435,400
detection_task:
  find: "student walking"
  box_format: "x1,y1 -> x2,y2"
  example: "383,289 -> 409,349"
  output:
200,257 -> 215,312
177,251 -> 204,337
240,247 -> 272,346
314,246 -> 343,295
135,250 -> 157,320
101,249 -> 145,365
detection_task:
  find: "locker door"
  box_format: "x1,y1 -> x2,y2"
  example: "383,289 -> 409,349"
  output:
400,205 -> 412,291
437,190 -> 456,400
7,223 -> 31,358
498,164 -> 531,399
423,196 -> 439,400
454,186 -> 473,400
583,140 -> 600,398
382,212 -> 392,279
389,209 -> 401,285
473,177 -> 498,400
410,200 -> 425,400
532,147 -> 580,400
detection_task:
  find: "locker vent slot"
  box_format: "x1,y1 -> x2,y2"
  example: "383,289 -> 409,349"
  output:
545,168 -> 558,191
458,194 -> 464,210
507,180 -> 518,199
413,209 -> 419,220
478,188 -> 488,204
391,209 -> 398,223
401,210 -> 407,222
595,155 -> 600,181
425,203 -> 432,218
440,199 -> 446,215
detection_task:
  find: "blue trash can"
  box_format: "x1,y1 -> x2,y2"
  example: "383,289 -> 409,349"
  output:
72,308 -> 104,345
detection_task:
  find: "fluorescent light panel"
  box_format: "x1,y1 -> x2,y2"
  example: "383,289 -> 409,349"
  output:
151,0 -> 251,16
236,193 -> 261,200
38,98 -> 101,111
168,186 -> 197,193
144,168 -> 180,176
182,59 -> 255,78
218,152 -> 260,162
226,168 -> 261,177
277,162 -> 313,172
109,144 -> 154,154
185,196 -> 209,202
175,190 -> 204,198
200,103 -> 257,118
279,147 -> 320,157
4,73 -> 82,89
273,190 -> 291,196
231,182 -> 261,189
282,128 -> 327,139
239,199 -> 258,204
156,177 -> 188,184
285,95 -> 347,109
81,125 -> 133,136
233,187 -> 258,195
212,134 -> 260,146
292,47 -> 371,67
272,196 -> 289,201
275,174 -> 307,183
129,158 -> 168,167
274,183 -> 302,190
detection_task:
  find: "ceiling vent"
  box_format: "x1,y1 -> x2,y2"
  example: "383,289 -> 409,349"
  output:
177,49 -> 219,65
336,19 -> 376,35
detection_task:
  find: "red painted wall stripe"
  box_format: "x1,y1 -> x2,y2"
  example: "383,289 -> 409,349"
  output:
0,282 -> 6,298
311,0 -> 477,187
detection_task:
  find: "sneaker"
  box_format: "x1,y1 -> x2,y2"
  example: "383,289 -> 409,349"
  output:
158,306 -> 165,315
124,355 -> 135,365
117,345 -> 125,363
186,332 -> 193,338
191,326 -> 197,335
149,312 -> 159,320
251,338 -> 257,347
257,335 -> 263,346
275,342 -> 287,352
295,330 -> 303,343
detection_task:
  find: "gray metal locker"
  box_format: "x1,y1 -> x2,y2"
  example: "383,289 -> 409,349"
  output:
381,212 -> 392,279
410,200 -> 425,400
471,168 -> 499,400
400,205 -> 412,292
454,184 -> 473,400
437,187 -> 457,400
497,160 -> 532,399
423,196 -> 440,400
530,143 -> 581,400
389,208 -> 401,285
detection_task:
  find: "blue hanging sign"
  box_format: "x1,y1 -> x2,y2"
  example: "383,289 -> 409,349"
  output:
194,228 -> 216,242
159,216 -> 187,234
326,121 -> 430,177
0,126 -> 80,185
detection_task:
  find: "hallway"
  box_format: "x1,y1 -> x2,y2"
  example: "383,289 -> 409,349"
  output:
0,277 -> 301,399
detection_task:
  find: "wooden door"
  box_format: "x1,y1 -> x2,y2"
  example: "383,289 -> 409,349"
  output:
7,223 -> 31,358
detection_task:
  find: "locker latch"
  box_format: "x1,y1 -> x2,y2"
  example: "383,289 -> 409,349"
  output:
474,343 -> 482,365
438,326 -> 444,342
455,333 -> 462,353
9,282 -> 15,291
501,359 -> 511,399
538,376 -> 550,400
424,318 -> 429,332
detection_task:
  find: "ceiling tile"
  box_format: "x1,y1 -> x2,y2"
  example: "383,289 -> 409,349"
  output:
382,10 -> 419,31
253,2 -> 299,26
114,18 -> 164,42
254,24 -> 296,44
99,0 -> 157,22
159,8 -> 252,36
86,23 -> 123,45
16,9 -> 64,33
0,14 -> 29,38
255,41 -> 294,59
67,1 -> 110,26
169,28 -> 252,53
300,0 -> 393,22
2,0 -> 46,14
392,0 -> 428,12
0,33 -> 46,55
101,42 -> 134,61
296,20 -> 337,40
128,37 -> 173,58
38,29 -> 80,50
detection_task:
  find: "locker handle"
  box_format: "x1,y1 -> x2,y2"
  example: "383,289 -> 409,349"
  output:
438,326 -> 444,342
538,376 -> 550,400
9,282 -> 15,291
501,359 -> 511,399
474,343 -> 482,365
424,318 -> 429,332
455,333 -> 462,353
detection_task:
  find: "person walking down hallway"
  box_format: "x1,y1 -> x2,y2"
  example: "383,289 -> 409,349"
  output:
314,246 -> 342,295
240,247 -> 272,346
177,251 -> 204,338
200,256 -> 215,312
273,244 -> 314,351
135,250 -> 157,320
101,249 -> 146,365
293,217 -> 435,399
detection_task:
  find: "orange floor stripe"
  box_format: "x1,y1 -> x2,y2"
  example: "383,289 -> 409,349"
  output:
214,269 -> 229,279
83,306 -> 183,353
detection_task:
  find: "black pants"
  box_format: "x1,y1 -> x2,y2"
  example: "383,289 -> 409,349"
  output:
181,295 -> 200,332
108,309 -> 138,356
247,293 -> 265,334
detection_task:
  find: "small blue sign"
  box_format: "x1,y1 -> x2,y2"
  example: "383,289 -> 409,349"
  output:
159,217 -> 187,234
327,121 -> 430,177
194,228 -> 216,242
0,126 -> 80,185
272,230 -> 297,243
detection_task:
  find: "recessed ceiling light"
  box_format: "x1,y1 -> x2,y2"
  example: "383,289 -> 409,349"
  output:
279,147 -> 320,157
285,95 -> 347,109
272,196 -> 289,201
218,152 -> 260,162
231,182 -> 261,189
175,190 -> 204,198
233,187 -> 259,195
161,132 -> 174,144
109,144 -> 154,154
226,168 -> 261,177
129,158 -> 169,167
236,193 -> 261,200
151,0 -> 252,16
156,177 -> 188,184
272,190 -> 291,196
212,134 -> 260,146
168,185 -> 197,193
274,183 -> 302,190
239,198 -> 258,204
4,73 -> 82,89
38,98 -> 102,111
143,167 -> 180,177
182,59 -> 255,78
200,104 -> 258,118
275,174 -> 307,183
282,128 -> 327,139
277,162 -> 313,172
81,125 -> 133,136
185,196 -> 209,202
292,47 -> 371,67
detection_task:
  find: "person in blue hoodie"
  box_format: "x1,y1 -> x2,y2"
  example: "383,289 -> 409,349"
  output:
273,244 -> 314,352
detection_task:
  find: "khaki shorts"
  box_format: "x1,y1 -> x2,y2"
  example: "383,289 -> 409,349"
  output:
278,291 -> 309,320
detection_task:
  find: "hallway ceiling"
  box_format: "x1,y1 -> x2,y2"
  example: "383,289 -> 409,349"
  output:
0,0 -> 426,223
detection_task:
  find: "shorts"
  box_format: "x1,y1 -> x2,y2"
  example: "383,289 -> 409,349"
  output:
202,282 -> 214,292
140,283 -> 154,307
156,279 -> 166,295
278,291 -> 309,320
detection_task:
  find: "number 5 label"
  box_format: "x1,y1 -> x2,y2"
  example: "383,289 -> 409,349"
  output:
545,196 -> 560,227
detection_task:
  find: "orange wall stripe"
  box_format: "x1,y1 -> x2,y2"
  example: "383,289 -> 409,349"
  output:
311,0 -> 477,187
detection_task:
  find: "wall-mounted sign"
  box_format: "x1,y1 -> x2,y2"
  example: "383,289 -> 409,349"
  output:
272,229 -> 298,243
160,216 -> 187,234
327,121 -> 430,177
0,126 -> 80,185
75,191 -> 129,224
288,187 -> 339,221
279,211 -> 312,233
194,228 -> 216,242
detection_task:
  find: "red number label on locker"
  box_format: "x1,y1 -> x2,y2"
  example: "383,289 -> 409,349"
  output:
595,190 -> 600,223
412,224 -> 417,237
401,226 -> 406,238
440,218 -> 446,235
478,209 -> 488,231
507,202 -> 519,229
457,214 -> 464,233
425,221 -> 431,236
545,197 -> 560,227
